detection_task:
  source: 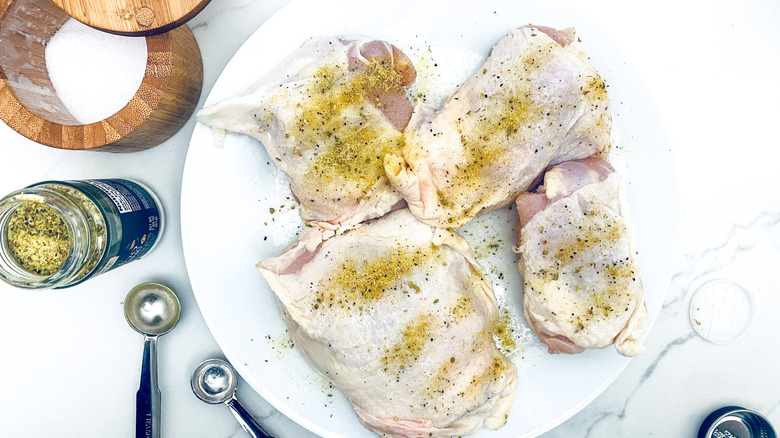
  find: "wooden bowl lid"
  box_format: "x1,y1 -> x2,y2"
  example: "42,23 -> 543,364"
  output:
50,0 -> 212,35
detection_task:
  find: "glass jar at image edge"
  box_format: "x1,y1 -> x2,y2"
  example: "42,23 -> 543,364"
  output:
0,179 -> 164,289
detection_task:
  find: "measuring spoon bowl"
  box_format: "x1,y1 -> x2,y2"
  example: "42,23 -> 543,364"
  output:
124,282 -> 181,336
192,358 -> 236,404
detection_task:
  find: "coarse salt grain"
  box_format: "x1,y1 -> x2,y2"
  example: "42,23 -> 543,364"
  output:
45,19 -> 147,125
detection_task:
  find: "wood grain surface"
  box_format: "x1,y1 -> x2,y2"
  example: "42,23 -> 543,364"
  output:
51,0 -> 212,36
0,0 -> 203,152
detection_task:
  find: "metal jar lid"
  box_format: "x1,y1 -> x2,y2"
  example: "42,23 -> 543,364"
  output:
699,406 -> 776,438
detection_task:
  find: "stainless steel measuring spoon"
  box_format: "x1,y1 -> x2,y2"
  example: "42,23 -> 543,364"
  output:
124,282 -> 181,438
191,358 -> 274,438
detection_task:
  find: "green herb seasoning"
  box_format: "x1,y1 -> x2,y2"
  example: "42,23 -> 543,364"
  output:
295,60 -> 407,200
6,200 -> 70,276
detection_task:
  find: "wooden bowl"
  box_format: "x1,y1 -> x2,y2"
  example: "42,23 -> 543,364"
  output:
0,0 -> 203,152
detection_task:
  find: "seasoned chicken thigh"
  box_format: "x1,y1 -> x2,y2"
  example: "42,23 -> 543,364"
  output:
198,36 -> 416,233
514,157 -> 646,357
258,209 -> 516,437
385,26 -> 611,228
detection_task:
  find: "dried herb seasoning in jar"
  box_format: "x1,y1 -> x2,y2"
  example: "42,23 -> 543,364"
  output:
0,179 -> 164,289
6,201 -> 71,276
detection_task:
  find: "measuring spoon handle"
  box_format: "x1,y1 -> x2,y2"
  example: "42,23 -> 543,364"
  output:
136,336 -> 161,438
226,396 -> 274,438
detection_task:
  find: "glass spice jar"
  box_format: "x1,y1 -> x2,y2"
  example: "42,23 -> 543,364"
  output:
0,179 -> 164,289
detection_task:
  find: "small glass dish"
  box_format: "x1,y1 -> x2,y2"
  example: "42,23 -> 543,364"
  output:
689,278 -> 754,344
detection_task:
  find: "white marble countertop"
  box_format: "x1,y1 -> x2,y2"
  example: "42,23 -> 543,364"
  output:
1,0 -> 778,437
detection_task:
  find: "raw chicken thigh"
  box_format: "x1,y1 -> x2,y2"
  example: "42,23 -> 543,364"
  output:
385,26 -> 611,228
198,36 -> 416,233
514,157 -> 647,357
258,209 -> 517,437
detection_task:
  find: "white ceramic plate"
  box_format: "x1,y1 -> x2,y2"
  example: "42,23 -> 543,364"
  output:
180,0 -> 679,436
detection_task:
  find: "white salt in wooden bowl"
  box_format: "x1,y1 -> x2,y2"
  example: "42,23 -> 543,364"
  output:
0,0 -> 203,152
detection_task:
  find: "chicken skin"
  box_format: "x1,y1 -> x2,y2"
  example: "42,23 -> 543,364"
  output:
514,157 -> 646,357
258,209 -> 516,437
198,36 -> 416,234
385,26 -> 611,228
